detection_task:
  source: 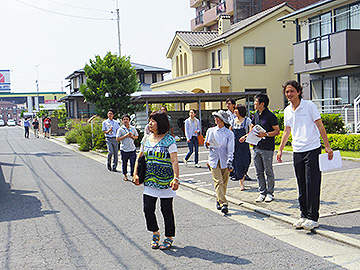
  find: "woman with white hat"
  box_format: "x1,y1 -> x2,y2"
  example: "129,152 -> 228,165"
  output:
205,110 -> 235,215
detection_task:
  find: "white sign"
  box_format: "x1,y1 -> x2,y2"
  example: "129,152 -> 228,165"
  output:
0,70 -> 11,92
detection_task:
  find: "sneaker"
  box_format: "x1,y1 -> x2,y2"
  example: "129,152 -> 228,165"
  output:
302,219 -> 319,230
264,194 -> 274,202
293,218 -> 307,228
183,157 -> 188,165
195,163 -> 201,168
216,201 -> 221,210
255,194 -> 266,203
221,205 -> 229,214
107,164 -> 112,171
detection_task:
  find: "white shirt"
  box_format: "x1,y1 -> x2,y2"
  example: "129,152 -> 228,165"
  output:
102,119 -> 120,138
205,126 -> 234,169
284,99 -> 321,153
226,110 -> 236,124
184,117 -> 201,141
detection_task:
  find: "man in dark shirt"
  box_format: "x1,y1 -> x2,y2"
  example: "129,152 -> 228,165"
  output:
240,94 -> 280,203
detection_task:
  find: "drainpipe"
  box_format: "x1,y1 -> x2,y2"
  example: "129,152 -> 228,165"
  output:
222,40 -> 232,91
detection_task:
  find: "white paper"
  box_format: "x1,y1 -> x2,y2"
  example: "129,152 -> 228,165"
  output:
207,132 -> 221,148
245,124 -> 266,145
319,150 -> 342,171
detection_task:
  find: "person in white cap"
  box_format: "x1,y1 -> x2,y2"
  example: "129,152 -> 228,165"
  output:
205,110 -> 234,215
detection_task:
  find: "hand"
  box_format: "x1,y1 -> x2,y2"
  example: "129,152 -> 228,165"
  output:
205,141 -> 210,147
239,136 -> 246,143
276,150 -> 283,163
325,146 -> 334,160
187,139 -> 191,143
132,174 -> 140,185
108,126 -> 113,133
127,132 -> 132,138
256,131 -> 267,138
170,179 -> 179,190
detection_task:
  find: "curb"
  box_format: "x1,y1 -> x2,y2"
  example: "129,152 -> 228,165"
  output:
50,136 -> 360,250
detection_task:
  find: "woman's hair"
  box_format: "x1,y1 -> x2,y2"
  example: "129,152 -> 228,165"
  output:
122,114 -> 130,120
235,104 -> 247,117
149,111 -> 170,135
190,109 -> 196,114
282,80 -> 303,99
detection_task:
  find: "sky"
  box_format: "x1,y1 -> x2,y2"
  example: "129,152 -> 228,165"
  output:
0,0 -> 194,94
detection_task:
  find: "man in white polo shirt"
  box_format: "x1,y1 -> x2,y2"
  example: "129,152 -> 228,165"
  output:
277,80 -> 333,231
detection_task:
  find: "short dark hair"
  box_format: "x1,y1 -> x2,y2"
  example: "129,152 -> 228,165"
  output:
149,111 -> 170,135
255,94 -> 269,108
161,106 -> 167,112
235,104 -> 247,117
190,109 -> 196,114
108,109 -> 115,115
122,114 -> 130,120
226,98 -> 236,105
282,80 -> 303,100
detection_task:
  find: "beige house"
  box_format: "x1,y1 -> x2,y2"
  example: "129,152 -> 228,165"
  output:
152,3 -> 297,110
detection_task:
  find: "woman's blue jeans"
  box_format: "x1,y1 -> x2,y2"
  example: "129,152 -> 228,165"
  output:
185,136 -> 199,164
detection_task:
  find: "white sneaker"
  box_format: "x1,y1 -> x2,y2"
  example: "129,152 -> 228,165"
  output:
195,164 -> 201,168
255,194 -> 266,202
183,158 -> 188,165
293,218 -> 307,228
264,194 -> 274,202
302,219 -> 319,230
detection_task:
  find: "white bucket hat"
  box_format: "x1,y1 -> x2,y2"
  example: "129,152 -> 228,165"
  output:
212,110 -> 229,125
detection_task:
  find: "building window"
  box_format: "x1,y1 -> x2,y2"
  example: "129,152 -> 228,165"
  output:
244,47 -> 265,65
335,2 -> 360,32
245,89 -> 266,111
139,73 -> 145,83
217,49 -> 222,67
337,76 -> 349,104
152,73 -> 157,83
211,51 -> 216,68
184,53 -> 188,75
311,78 -> 334,112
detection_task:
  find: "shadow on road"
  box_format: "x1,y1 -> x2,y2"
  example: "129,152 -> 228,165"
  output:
0,162 -> 59,222
163,245 -> 251,265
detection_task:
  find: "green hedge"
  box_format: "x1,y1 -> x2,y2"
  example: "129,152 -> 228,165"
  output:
275,131 -> 360,151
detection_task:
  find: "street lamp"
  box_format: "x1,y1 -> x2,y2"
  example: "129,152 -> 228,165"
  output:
35,65 -> 40,113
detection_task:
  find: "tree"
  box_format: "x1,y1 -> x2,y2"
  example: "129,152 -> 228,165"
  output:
80,52 -> 140,118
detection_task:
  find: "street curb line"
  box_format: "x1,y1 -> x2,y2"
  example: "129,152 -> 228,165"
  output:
50,136 -> 360,250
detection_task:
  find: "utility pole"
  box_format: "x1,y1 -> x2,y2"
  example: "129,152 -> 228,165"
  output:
116,0 -> 121,56
35,65 -> 40,113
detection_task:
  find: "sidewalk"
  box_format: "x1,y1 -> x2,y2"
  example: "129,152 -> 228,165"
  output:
52,135 -> 360,249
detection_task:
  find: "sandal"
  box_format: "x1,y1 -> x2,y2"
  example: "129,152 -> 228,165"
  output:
159,237 -> 173,250
151,234 -> 160,249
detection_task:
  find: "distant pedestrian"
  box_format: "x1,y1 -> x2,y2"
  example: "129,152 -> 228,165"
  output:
24,117 -> 30,138
277,80 -> 333,230
43,117 -> 51,138
133,111 -> 179,250
102,109 -> 120,172
205,110 -> 234,215
230,104 -> 251,191
240,94 -> 280,203
32,118 -> 39,138
225,98 -> 236,124
116,114 -> 138,181
184,109 -> 201,168
161,106 -> 175,137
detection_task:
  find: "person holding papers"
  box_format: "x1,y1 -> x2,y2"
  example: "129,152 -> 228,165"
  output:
276,81 -> 333,231
240,94 -> 280,203
205,110 -> 234,215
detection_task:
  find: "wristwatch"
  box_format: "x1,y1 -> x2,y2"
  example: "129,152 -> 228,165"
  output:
266,132 -> 269,137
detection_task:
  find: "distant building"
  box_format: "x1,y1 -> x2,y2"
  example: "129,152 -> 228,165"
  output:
0,101 -> 25,123
61,63 -> 171,119
190,0 -> 319,31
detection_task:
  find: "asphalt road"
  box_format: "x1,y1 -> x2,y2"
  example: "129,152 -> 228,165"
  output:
1,127 -> 359,269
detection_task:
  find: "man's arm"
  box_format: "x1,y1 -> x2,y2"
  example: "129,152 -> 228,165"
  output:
276,126 -> 291,163
315,119 -> 333,160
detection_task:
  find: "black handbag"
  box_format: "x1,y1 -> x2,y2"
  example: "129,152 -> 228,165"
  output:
137,155 -> 146,184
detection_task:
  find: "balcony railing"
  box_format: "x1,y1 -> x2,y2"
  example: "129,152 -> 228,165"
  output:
195,13 -> 204,25
306,34 -> 330,63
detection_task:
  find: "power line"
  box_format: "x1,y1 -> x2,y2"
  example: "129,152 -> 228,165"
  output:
44,0 -> 112,14
15,0 -> 114,21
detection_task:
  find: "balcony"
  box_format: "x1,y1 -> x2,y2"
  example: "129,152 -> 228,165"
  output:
191,0 -> 233,31
190,0 -> 203,8
294,30 -> 360,74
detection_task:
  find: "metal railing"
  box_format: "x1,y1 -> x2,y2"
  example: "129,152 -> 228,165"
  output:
306,34 -> 330,63
195,13 -> 204,25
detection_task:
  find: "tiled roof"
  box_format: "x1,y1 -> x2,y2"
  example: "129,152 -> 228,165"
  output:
176,2 -> 289,47
176,31 -> 219,47
130,63 -> 170,73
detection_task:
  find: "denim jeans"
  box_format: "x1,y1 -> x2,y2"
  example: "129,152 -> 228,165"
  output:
253,148 -> 275,196
185,136 -> 199,164
121,150 -> 136,176
293,147 -> 322,221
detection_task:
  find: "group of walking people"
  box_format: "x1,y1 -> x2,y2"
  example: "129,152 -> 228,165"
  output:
102,79 -> 334,251
23,117 -> 50,139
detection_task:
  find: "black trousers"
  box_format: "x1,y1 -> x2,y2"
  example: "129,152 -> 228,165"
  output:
293,147 -> 322,221
143,194 -> 175,237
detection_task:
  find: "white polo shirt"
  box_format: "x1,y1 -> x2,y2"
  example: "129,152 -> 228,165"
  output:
284,99 -> 321,153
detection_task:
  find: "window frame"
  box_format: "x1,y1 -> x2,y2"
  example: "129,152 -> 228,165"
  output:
217,49 -> 222,67
244,47 -> 266,65
335,1 -> 360,32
